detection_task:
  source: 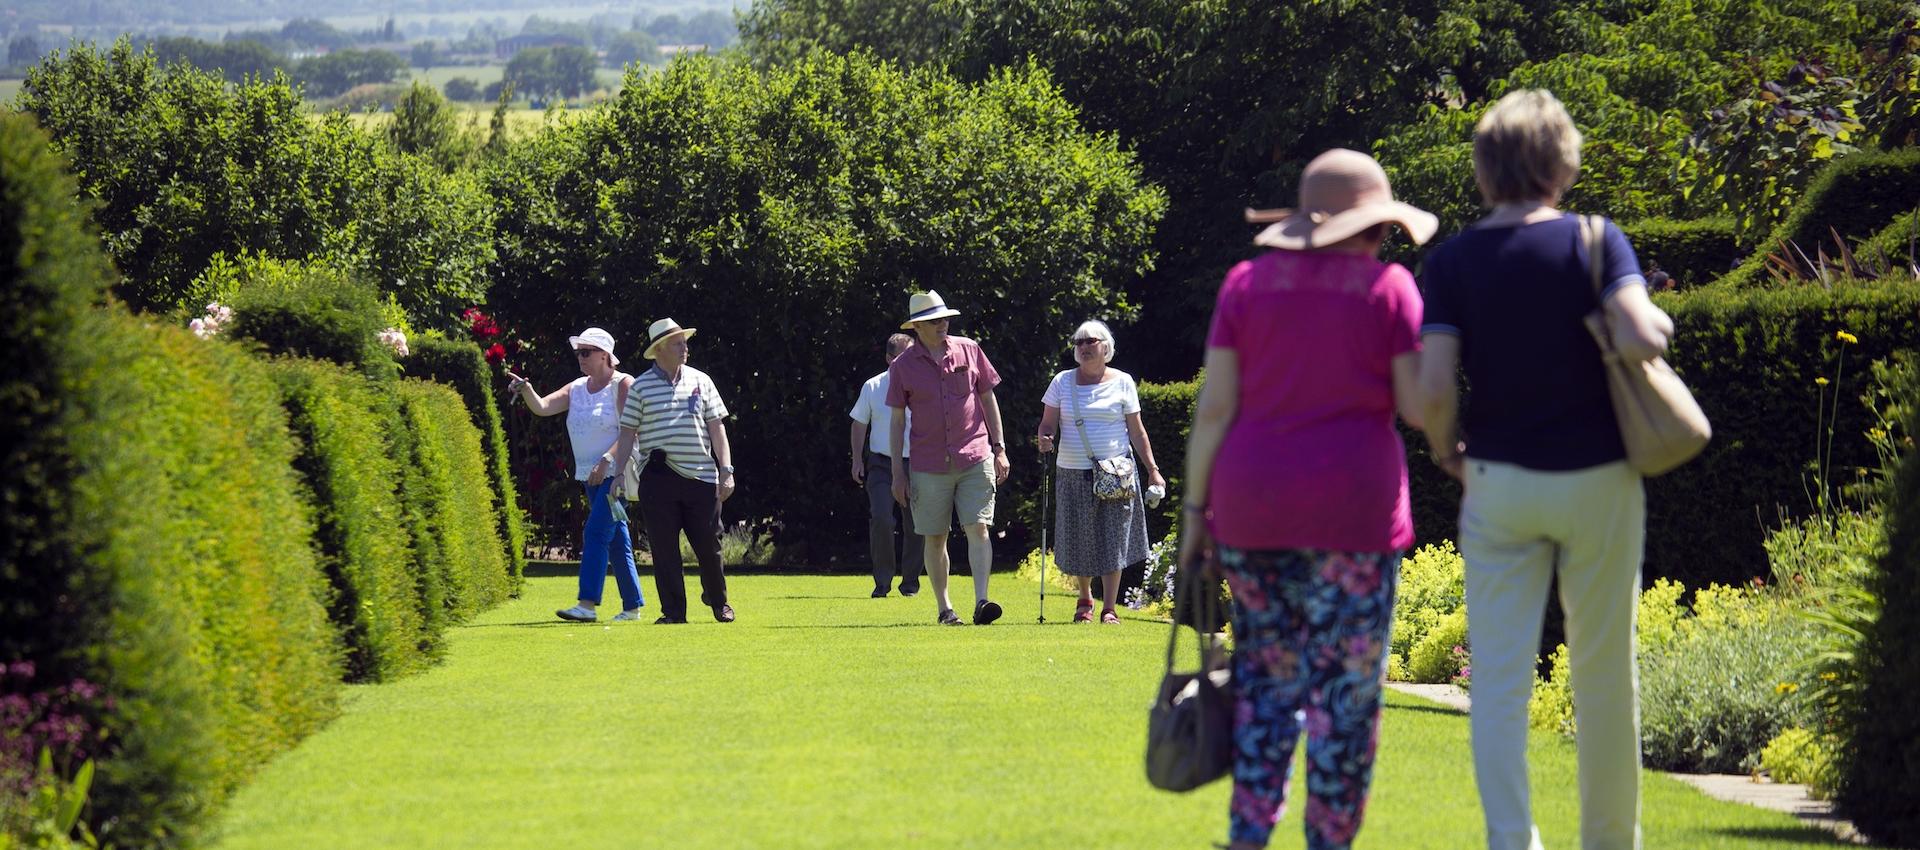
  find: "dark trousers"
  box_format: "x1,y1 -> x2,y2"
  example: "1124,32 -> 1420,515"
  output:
864,450 -> 923,593
638,452 -> 727,619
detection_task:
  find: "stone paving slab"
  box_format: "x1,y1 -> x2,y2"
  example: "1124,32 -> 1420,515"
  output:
1382,682 -> 1867,843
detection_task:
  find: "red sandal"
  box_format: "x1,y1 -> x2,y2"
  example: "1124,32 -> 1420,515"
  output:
1073,599 -> 1095,623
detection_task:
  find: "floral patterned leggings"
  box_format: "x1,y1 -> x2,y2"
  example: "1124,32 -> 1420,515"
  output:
1217,546 -> 1400,849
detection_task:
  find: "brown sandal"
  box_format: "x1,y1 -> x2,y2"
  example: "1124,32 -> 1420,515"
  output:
1073,599 -> 1095,623
1100,608 -> 1120,624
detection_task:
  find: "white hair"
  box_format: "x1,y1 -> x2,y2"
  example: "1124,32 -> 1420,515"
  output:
1075,319 -> 1116,364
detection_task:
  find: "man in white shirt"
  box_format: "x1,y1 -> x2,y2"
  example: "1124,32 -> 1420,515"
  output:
850,333 -> 923,598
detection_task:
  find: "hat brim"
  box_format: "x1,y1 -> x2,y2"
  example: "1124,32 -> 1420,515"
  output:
900,308 -> 961,330
643,328 -> 696,359
1251,201 -> 1439,250
568,336 -> 620,366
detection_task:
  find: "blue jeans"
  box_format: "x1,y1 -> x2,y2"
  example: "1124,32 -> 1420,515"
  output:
580,479 -> 645,610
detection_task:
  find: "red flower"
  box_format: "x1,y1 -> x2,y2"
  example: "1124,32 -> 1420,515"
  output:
484,343 -> 506,364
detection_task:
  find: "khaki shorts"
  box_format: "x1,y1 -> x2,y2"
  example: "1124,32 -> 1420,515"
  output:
909,458 -> 996,535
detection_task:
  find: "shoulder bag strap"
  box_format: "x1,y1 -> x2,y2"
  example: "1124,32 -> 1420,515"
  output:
1067,373 -> 1099,465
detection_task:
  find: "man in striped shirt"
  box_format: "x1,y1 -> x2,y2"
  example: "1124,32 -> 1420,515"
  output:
609,318 -> 738,624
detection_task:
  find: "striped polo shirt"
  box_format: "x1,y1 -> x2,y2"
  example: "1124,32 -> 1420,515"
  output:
619,364 -> 730,483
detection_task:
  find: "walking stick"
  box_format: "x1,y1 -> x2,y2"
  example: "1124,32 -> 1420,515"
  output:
1038,454 -> 1050,624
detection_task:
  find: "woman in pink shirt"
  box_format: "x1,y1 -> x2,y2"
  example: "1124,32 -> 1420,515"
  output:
1177,149 -> 1434,850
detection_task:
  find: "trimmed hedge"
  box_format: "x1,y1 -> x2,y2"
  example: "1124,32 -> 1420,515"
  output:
1137,374 -> 1201,544
219,256 -> 400,379
4,113 -> 343,847
1719,148 -> 1920,287
1857,207 -> 1920,265
1839,353 -> 1920,844
396,380 -> 513,618
1159,279 -> 1920,590
1617,217 -> 1741,289
402,336 -> 526,589
269,359 -> 428,681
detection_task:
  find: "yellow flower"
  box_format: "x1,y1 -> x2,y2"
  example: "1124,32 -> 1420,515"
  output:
1815,377 -> 1830,386
1836,330 -> 1859,344
1821,672 -> 1839,681
1857,467 -> 1870,477
1871,428 -> 1890,440
1775,681 -> 1799,695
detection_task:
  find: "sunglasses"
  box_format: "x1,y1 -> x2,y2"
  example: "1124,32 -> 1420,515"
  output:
1071,338 -> 1103,347
574,349 -> 599,358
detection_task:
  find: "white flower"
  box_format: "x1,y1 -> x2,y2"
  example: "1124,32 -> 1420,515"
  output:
378,328 -> 410,357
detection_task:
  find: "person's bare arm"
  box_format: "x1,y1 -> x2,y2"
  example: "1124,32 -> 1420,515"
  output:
979,388 -> 1009,484
1417,333 -> 1464,480
1176,348 -> 1238,576
504,370 -> 569,417
1604,284 -> 1673,363
1391,352 -> 1425,430
850,420 -> 868,484
889,404 -> 910,508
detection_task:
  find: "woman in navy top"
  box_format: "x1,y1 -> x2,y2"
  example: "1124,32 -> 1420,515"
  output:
1417,89 -> 1673,850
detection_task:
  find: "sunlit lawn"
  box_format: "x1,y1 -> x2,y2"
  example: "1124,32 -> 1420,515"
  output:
211,571 -> 1857,849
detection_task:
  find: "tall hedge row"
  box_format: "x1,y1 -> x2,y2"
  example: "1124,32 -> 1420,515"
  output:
4,112 -> 343,847
402,336 -> 527,588
1151,277 -> 1920,590
1840,352 -> 1920,845
2,115 -> 519,845
270,359 -> 429,680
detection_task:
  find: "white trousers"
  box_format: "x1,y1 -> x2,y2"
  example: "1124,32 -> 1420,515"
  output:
1459,459 -> 1644,850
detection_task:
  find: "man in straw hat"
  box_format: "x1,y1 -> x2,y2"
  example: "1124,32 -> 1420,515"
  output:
609,318 -> 738,624
886,291 -> 1010,626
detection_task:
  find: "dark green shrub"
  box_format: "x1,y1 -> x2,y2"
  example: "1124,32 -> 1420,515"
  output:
1719,148 -> 1920,287
396,380 -> 512,619
401,336 -> 526,588
1857,206 -> 1920,264
1137,375 -> 1199,543
1618,217 -> 1742,289
1839,352 -> 1920,844
3,113 -> 341,847
215,255 -> 400,379
19,39 -> 495,328
484,53 -> 1165,561
269,358 -> 427,682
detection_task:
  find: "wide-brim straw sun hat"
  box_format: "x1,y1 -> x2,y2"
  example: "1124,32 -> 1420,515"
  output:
569,327 -> 620,366
1245,148 -> 1438,250
900,290 -> 962,330
643,318 -> 697,359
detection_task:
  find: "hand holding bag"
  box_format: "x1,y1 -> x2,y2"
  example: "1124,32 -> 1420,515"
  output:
1579,215 -> 1712,476
1067,375 -> 1138,502
1145,562 -> 1234,792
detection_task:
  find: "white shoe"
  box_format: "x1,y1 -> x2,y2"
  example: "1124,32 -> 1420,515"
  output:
611,608 -> 644,621
556,605 -> 597,622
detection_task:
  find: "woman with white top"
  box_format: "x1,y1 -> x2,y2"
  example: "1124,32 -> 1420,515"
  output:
1036,320 -> 1168,623
504,327 -> 647,622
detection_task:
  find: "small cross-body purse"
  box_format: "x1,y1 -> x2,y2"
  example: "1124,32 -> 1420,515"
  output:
1067,374 -> 1137,503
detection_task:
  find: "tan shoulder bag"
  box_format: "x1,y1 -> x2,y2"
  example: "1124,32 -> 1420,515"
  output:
1578,215 -> 1712,476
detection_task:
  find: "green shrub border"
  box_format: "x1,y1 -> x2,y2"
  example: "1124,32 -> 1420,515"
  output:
1718,148 -> 1920,287
403,336 -> 527,589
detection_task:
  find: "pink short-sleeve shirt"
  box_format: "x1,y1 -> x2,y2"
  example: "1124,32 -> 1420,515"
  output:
885,335 -> 1002,473
1205,250 -> 1423,552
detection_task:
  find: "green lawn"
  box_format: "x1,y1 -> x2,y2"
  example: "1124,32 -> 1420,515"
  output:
210,572 -> 1854,849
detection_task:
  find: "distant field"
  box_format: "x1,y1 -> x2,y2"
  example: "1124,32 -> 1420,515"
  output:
400,64 -> 632,103
328,105 -> 563,140
0,79 -> 24,106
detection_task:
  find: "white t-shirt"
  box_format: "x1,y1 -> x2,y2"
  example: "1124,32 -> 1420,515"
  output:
1042,369 -> 1140,470
849,371 -> 909,457
566,372 -> 632,481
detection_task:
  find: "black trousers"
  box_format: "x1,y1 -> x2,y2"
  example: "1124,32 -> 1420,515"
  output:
638,452 -> 727,619
864,450 -> 923,593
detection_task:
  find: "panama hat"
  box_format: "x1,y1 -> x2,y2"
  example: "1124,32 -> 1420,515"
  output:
900,291 -> 962,330
1245,148 -> 1438,250
568,327 -> 620,366
643,318 -> 697,359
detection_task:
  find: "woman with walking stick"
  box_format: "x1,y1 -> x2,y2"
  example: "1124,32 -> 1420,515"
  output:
1036,319 -> 1165,624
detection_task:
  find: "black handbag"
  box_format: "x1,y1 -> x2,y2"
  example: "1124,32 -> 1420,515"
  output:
1145,564 -> 1235,792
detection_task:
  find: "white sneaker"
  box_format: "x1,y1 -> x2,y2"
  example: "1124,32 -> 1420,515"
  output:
611,608 -> 644,621
556,605 -> 597,622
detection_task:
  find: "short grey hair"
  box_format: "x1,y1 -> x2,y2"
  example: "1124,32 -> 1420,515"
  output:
885,333 -> 915,359
1473,89 -> 1583,205
1074,319 -> 1116,364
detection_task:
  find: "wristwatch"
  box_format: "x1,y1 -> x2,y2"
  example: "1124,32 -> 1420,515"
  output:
719,465 -> 736,474
990,442 -> 1006,454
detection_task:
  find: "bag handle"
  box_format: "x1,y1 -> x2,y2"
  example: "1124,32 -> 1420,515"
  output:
1579,214 -> 1622,360
1162,551 -> 1223,673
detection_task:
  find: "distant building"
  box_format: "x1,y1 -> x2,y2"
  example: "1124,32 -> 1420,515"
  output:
495,34 -> 584,59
